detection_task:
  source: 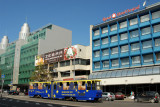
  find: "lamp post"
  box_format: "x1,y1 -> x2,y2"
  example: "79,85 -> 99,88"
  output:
73,57 -> 75,80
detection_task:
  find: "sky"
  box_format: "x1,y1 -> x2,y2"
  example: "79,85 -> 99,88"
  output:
0,0 -> 159,46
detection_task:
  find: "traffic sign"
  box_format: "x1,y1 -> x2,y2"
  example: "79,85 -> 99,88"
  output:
1,74 -> 5,79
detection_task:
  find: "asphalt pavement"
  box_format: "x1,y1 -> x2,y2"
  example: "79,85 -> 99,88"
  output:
0,97 -> 77,107
0,93 -> 160,107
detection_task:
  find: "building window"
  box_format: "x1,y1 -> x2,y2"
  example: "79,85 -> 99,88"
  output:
120,33 -> 128,40
142,40 -> 152,49
61,71 -> 70,77
102,49 -> 109,56
130,18 -> 138,26
156,53 -> 160,61
121,57 -> 129,65
121,45 -> 129,53
103,61 -> 109,68
112,59 -> 119,67
111,35 -> 118,42
111,47 -> 118,54
155,38 -> 160,47
130,30 -> 139,38
94,40 -> 100,47
102,38 -> 108,45
143,54 -> 153,63
152,10 -> 160,19
94,30 -> 100,36
141,27 -> 151,35
132,56 -> 141,64
94,51 -> 100,58
140,14 -> 150,23
153,24 -> 160,33
110,24 -> 117,31
94,62 -> 100,69
60,61 -> 70,67
120,21 -> 127,29
102,27 -> 108,34
131,43 -> 140,51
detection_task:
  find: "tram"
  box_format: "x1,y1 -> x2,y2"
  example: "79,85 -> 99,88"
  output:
29,80 -> 102,101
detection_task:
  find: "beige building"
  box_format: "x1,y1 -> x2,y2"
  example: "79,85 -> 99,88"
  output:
35,44 -> 91,81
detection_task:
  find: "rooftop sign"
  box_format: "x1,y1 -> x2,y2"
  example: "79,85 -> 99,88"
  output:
103,5 -> 140,22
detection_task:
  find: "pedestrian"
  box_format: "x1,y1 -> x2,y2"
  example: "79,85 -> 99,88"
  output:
130,91 -> 134,99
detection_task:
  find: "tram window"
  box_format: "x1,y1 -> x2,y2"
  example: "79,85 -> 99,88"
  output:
33,83 -> 38,89
74,82 -> 77,86
54,84 -> 56,90
87,81 -> 91,90
67,82 -> 70,86
96,82 -> 100,90
92,82 -> 96,90
46,83 -> 50,90
60,82 -> 63,86
82,82 -> 85,86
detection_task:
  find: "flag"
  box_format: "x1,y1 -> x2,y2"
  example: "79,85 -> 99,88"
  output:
143,0 -> 146,7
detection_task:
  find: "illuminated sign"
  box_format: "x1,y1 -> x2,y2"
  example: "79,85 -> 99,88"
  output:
103,5 -> 140,22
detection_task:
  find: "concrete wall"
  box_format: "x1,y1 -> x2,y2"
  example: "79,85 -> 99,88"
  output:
90,25 -> 93,73
13,39 -> 26,85
38,25 -> 72,55
77,45 -> 91,59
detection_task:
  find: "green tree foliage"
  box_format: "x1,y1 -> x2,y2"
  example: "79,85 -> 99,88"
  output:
30,64 -> 49,82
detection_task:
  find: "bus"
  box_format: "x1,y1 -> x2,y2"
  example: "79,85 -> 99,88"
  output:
29,80 -> 102,102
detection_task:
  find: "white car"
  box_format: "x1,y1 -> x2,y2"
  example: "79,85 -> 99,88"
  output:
102,92 -> 115,101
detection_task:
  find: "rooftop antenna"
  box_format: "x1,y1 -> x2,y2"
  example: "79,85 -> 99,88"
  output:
25,16 -> 28,23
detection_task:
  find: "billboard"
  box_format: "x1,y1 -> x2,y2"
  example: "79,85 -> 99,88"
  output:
44,49 -> 64,63
64,45 -> 77,60
35,55 -> 44,66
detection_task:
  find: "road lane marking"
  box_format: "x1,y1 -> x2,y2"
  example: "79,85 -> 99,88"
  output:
47,104 -> 53,107
36,103 -> 40,105
0,103 -> 8,106
16,100 -> 20,102
25,101 -> 29,103
9,99 -> 13,101
2,99 -> 6,100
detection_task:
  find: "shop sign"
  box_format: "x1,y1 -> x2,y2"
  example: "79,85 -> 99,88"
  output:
103,5 -> 140,22
44,49 -> 64,63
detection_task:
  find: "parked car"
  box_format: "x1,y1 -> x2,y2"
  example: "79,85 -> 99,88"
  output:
102,92 -> 115,101
134,91 -> 160,103
115,92 -> 124,100
8,90 -> 19,95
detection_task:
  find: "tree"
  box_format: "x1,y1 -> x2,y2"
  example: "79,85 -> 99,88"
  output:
30,64 -> 50,82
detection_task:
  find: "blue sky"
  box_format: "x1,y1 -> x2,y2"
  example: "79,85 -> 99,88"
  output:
0,0 -> 159,46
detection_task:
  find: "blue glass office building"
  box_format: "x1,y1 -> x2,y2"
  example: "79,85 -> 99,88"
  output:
89,2 -> 160,94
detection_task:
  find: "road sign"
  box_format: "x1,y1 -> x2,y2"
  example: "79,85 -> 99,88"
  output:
1,74 -> 5,79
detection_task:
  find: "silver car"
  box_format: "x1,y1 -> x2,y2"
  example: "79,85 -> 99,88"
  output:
102,92 -> 115,101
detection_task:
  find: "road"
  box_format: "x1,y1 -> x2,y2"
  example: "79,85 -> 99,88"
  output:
0,94 -> 160,107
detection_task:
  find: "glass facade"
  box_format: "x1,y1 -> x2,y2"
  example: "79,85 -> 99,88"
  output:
92,8 -> 160,71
